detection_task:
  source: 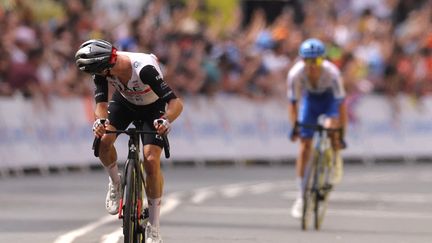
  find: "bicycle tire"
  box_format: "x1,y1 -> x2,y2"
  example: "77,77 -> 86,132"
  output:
314,150 -> 332,230
123,160 -> 140,243
314,188 -> 329,230
301,151 -> 317,231
136,161 -> 146,242
139,162 -> 149,227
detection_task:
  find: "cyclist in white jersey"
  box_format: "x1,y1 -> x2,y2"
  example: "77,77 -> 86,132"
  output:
75,39 -> 183,243
286,38 -> 347,219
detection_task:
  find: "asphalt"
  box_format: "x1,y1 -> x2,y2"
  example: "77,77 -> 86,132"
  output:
1,163 -> 431,243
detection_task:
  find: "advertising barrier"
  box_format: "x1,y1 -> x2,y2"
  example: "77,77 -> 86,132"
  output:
0,94 -> 431,170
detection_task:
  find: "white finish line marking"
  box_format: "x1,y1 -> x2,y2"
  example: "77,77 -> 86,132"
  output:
191,188 -> 216,204
54,180 -> 432,242
101,196 -> 181,243
53,215 -> 116,243
185,206 -> 432,220
281,191 -> 432,204
53,194 -> 180,243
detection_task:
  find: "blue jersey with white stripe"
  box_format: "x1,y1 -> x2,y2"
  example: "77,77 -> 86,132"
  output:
286,59 -> 345,138
286,59 -> 345,103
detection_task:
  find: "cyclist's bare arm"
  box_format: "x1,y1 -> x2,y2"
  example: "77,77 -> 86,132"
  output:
95,102 -> 108,120
286,64 -> 302,141
164,98 -> 183,123
288,101 -> 299,141
139,65 -> 183,134
288,101 -> 298,126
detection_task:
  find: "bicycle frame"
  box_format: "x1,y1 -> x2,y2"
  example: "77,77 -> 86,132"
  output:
299,122 -> 340,231
121,128 -> 144,243
92,121 -> 170,243
116,127 -> 146,220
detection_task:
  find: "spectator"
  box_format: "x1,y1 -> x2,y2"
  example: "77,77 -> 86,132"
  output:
0,0 -> 430,103
6,47 -> 45,99
0,47 -> 13,96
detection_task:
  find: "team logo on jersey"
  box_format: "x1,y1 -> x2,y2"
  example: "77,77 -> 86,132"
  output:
160,81 -> 168,89
133,61 -> 140,68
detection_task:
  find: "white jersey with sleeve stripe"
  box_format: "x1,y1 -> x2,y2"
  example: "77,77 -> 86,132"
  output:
106,51 -> 163,105
286,60 -> 345,102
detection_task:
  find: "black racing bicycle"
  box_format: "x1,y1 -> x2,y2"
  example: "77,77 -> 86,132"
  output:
298,122 -> 341,231
92,120 -> 170,243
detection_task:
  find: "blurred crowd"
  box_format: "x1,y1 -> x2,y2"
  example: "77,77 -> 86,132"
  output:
0,0 -> 431,109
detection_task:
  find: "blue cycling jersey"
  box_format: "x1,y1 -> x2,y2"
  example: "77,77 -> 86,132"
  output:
286,60 -> 345,138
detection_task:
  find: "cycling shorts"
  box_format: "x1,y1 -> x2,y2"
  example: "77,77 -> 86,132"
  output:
108,91 -> 166,148
298,89 -> 341,138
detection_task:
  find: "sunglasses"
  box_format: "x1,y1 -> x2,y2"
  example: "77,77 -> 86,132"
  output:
303,57 -> 323,66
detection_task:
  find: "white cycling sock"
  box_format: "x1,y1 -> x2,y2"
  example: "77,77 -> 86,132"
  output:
148,198 -> 162,227
106,163 -> 120,185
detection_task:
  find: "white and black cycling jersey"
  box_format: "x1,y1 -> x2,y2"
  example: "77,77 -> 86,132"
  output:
286,59 -> 345,102
93,51 -> 176,106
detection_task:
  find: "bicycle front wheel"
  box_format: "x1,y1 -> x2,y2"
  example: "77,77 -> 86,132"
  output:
123,160 -> 141,243
301,152 -> 317,231
314,150 -> 332,230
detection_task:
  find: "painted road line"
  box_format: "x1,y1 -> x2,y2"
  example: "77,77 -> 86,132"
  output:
281,191 -> 432,204
191,188 -> 216,204
54,193 -> 181,243
220,184 -> 245,198
53,215 -> 116,243
185,206 -> 432,219
248,182 -> 275,194
101,195 -> 181,243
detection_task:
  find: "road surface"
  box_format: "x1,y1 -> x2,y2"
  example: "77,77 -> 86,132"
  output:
1,163 -> 431,243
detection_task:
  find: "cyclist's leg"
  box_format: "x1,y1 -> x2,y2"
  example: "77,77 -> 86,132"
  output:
297,94 -> 321,197
142,143 -> 164,243
291,137 -> 313,218
139,100 -> 166,242
99,128 -> 120,183
297,138 -> 313,192
104,92 -> 134,184
324,99 -> 345,184
143,144 -> 164,225
99,127 -> 122,215
292,98 -> 316,218
102,93 -> 134,215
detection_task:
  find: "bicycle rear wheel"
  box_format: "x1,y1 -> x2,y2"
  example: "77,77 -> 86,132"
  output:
301,152 -> 317,231
123,160 -> 141,243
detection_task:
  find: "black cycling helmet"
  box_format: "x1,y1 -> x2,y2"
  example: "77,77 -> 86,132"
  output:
75,39 -> 117,74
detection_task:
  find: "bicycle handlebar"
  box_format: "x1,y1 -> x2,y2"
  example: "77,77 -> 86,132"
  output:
92,129 -> 170,159
297,123 -> 342,133
296,123 -> 347,149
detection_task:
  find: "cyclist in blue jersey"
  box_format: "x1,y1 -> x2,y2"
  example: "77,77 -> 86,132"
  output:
286,38 -> 347,219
